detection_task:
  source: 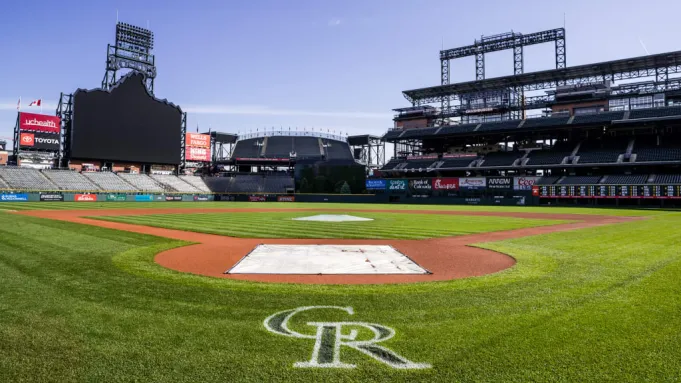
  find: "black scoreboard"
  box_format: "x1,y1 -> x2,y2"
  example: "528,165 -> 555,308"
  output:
538,185 -> 681,199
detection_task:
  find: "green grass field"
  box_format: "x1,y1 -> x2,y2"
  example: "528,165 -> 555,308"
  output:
91,211 -> 567,239
0,202 -> 679,382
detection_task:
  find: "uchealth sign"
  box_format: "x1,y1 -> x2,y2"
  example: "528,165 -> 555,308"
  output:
487,177 -> 513,190
514,176 -> 541,191
433,178 -> 459,190
19,112 -> 61,134
74,194 -> 97,202
459,177 -> 487,189
186,133 -> 210,148
186,146 -> 210,162
19,132 -> 60,151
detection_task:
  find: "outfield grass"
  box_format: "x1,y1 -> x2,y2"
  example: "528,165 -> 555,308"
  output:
0,208 -> 679,381
90,211 -> 568,239
0,200 -> 665,216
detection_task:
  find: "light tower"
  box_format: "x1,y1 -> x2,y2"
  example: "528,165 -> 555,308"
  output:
102,22 -> 156,94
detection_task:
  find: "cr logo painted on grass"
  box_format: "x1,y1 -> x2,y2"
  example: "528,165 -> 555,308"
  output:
264,306 -> 431,369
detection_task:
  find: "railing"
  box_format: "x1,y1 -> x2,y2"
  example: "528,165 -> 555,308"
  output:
237,130 -> 347,142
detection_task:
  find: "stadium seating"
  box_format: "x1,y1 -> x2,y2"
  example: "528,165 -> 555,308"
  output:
536,176 -> 560,185
570,111 -> 625,125
322,139 -> 354,161
558,176 -> 603,184
263,175 -> 294,193
151,174 -> 200,192
0,176 -> 8,189
117,174 -> 166,192
480,151 -> 521,167
42,169 -> 100,191
232,138 -> 263,158
293,137 -> 323,158
602,174 -> 648,184
380,158 -> 404,171
436,124 -> 479,135
525,151 -> 569,166
576,138 -> 628,164
382,130 -> 404,140
652,174 -> 681,184
0,167 -> 58,190
635,148 -> 681,162
439,156 -> 477,168
477,120 -> 521,132
521,116 -> 571,129
400,127 -> 439,138
403,159 -> 438,170
264,136 -> 292,158
178,176 -> 211,192
628,106 -> 681,120
83,172 -> 138,191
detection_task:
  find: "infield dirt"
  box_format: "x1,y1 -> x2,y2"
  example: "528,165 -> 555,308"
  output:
19,208 -> 637,285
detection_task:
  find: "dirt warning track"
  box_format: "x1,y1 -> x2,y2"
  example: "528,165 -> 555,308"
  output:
19,208 -> 638,285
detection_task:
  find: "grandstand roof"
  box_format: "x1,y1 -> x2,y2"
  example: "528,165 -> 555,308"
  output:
403,50 -> 681,103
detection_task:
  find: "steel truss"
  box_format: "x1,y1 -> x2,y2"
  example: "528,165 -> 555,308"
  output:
56,93 -> 73,167
102,22 -> 156,94
180,112 -> 187,168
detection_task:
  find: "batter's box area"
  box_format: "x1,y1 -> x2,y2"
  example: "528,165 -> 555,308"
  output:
226,244 -> 431,275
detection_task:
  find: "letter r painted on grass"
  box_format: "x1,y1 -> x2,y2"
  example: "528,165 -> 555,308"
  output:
264,306 -> 430,369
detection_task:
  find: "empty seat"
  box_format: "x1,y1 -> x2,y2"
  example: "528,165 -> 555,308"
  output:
232,138 -> 263,158
83,172 -> 138,191
0,167 -> 58,190
477,120 -> 521,132
322,139 -> 354,160
629,106 -> 681,120
521,116 -> 570,128
481,151 -> 520,167
635,148 -> 681,162
178,176 -> 211,192
536,176 -> 560,185
439,156 -> 477,168
151,174 -> 200,192
558,176 -> 602,185
42,170 -> 100,190
399,127 -> 438,138
436,124 -> 479,135
571,111 -> 625,125
525,151 -> 569,166
117,174 -> 165,192
652,174 -> 681,184
602,174 -> 648,184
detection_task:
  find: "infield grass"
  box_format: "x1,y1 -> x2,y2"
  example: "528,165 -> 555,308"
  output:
0,207 -> 679,382
90,211 -> 569,239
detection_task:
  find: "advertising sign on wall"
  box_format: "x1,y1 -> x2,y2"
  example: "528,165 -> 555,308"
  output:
0,193 -> 29,202
433,178 -> 459,190
277,195 -> 295,202
388,179 -> 408,192
365,179 -> 387,190
39,193 -> 64,201
193,195 -> 210,201
185,146 -> 211,162
487,177 -> 513,190
74,194 -> 97,202
249,196 -> 266,202
459,177 -> 487,189
514,176 -> 541,191
186,133 -> 211,148
19,112 -> 61,134
134,195 -> 154,202
409,179 -> 432,191
106,194 -> 127,202
165,195 -> 183,201
19,132 -> 61,151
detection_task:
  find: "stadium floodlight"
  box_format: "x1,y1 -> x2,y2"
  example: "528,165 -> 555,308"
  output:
103,22 -> 157,94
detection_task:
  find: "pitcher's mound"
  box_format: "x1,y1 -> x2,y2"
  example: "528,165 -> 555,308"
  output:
226,244 -> 429,275
292,214 -> 373,222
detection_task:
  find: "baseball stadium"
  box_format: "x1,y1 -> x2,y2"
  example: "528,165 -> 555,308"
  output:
1,17 -> 680,383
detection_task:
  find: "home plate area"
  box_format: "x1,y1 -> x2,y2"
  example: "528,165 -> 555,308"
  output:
226,244 -> 430,275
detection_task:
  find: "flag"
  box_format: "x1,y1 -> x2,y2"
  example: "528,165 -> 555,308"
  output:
29,99 -> 41,107
17,97 -> 21,111
196,124 -> 199,133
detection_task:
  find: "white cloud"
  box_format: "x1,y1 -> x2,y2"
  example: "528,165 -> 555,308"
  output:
182,104 -> 391,120
327,18 -> 342,27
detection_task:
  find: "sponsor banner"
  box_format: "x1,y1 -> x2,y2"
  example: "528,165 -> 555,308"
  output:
0,193 -> 29,202
277,195 -> 295,202
106,194 -> 127,202
74,194 -> 97,202
154,195 -> 165,201
249,196 -> 266,202
532,185 -> 540,197
409,178 -> 432,191
193,195 -> 210,201
235,157 -> 289,162
165,195 -> 183,201
443,153 -> 477,159
185,133 -> 210,148
487,177 -> 513,190
39,193 -> 64,202
388,179 -> 408,192
365,179 -> 387,190
134,195 -> 154,202
19,112 -> 61,134
407,155 -> 438,160
459,177 -> 487,189
433,178 -> 459,190
514,176 -> 541,191
186,146 -> 211,162
19,131 -> 61,151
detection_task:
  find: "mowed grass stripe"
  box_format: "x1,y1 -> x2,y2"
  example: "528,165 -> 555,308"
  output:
91,211 -> 569,239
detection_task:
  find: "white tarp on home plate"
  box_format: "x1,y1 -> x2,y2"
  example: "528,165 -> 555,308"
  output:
227,244 -> 428,275
292,215 -> 374,222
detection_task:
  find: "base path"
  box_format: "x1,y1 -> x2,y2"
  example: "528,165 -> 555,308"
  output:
19,208 -> 638,285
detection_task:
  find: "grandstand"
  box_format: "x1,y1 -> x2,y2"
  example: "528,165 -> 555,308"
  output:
43,169 -> 100,190
179,176 -> 211,192
117,174 -> 165,192
0,167 -> 57,190
82,172 -> 138,191
151,174 -> 200,192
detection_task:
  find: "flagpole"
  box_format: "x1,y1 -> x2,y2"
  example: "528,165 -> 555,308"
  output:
40,97 -> 43,114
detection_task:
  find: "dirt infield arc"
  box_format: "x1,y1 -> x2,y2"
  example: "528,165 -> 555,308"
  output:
19,208 -> 637,285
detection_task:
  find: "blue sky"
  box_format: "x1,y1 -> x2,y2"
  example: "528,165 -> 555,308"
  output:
1,0 -> 681,145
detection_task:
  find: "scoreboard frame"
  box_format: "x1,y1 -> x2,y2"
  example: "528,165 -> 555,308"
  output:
536,184 -> 681,199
